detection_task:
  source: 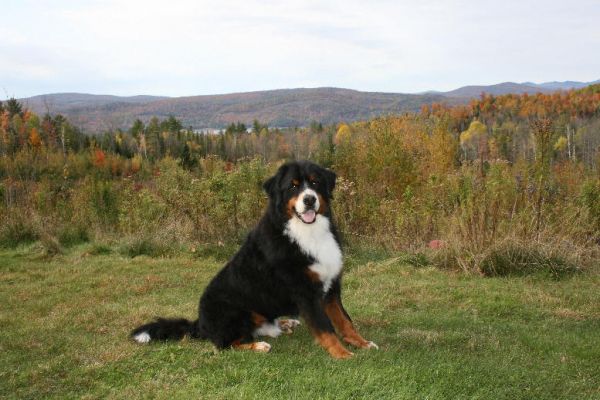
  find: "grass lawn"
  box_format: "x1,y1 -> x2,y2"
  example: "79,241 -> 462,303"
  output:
1,244 -> 599,399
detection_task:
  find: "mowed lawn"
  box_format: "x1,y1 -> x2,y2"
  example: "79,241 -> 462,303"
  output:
1,245 -> 599,400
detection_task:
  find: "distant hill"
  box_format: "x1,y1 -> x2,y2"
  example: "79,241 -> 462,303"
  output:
522,80 -> 600,90
443,80 -> 600,98
443,82 -> 551,98
22,93 -> 168,114
21,88 -> 450,132
18,80 -> 599,132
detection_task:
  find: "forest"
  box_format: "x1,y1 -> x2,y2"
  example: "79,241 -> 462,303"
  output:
1,85 -> 599,275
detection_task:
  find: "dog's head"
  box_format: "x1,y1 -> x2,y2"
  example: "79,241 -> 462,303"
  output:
263,161 -> 336,224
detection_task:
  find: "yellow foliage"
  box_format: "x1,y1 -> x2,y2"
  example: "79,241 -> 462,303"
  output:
334,124 -> 351,145
426,126 -> 456,174
131,155 -> 142,173
554,136 -> 568,152
460,121 -> 487,146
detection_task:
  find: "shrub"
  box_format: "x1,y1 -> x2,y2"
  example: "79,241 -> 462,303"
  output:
39,232 -> 62,257
0,213 -> 37,248
430,238 -> 581,278
479,241 -> 578,278
87,243 -> 112,255
119,237 -> 175,258
57,225 -> 89,247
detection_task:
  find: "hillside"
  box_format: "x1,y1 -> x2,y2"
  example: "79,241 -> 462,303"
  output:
524,80 -> 600,90
443,82 -> 551,97
18,79 -> 599,132
22,93 -> 168,113
21,88 -> 449,132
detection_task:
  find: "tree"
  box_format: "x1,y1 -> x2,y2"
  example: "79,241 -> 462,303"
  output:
252,119 -> 267,134
309,120 -> 323,133
530,118 -> 554,236
460,120 -> 488,161
130,119 -> 145,139
162,116 -> 182,133
554,136 -> 568,158
181,142 -> 197,170
5,98 -> 23,118
334,123 -> 351,145
29,127 -> 42,149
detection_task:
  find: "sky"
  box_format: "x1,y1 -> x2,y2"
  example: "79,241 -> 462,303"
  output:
2,0 -> 600,98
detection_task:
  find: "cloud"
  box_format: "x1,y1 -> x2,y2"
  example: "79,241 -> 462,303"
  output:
2,0 -> 599,97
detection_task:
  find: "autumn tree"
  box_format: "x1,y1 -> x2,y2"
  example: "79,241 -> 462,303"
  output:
460,121 -> 488,162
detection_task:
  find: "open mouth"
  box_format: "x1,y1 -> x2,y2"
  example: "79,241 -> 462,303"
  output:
295,209 -> 316,224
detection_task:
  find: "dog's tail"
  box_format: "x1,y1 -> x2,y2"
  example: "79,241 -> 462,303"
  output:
130,317 -> 205,344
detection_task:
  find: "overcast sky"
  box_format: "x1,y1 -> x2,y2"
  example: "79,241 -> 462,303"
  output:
2,0 -> 599,98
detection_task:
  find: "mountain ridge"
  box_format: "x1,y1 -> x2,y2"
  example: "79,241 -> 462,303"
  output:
17,80 -> 599,132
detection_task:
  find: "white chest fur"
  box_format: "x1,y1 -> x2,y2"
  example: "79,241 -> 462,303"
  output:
284,215 -> 342,293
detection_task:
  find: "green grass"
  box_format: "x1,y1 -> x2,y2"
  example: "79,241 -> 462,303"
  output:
1,244 -> 599,399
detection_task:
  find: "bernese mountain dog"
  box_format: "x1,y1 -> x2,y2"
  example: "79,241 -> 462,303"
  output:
131,160 -> 377,359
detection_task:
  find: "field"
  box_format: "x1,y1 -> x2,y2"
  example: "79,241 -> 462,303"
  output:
1,244 -> 599,399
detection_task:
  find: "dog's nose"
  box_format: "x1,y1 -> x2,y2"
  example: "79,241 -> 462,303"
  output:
303,195 -> 316,207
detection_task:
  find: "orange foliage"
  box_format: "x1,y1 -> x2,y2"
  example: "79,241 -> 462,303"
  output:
94,149 -> 106,167
29,127 -> 42,148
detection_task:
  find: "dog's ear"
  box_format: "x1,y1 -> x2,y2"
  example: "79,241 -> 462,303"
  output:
262,176 -> 276,197
322,167 -> 336,195
263,164 -> 288,200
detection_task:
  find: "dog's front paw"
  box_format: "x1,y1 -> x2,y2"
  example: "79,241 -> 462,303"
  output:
328,346 -> 354,359
343,336 -> 378,350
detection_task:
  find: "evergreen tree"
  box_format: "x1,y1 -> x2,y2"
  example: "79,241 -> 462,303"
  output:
5,98 -> 23,118
130,119 -> 145,139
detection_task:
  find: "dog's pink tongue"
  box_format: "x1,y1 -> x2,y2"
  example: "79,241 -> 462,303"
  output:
301,210 -> 316,223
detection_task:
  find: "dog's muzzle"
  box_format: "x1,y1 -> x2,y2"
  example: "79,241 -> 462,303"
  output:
295,191 -> 319,224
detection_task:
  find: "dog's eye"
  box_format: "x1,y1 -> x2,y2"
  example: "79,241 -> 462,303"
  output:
289,181 -> 299,190
310,180 -> 318,187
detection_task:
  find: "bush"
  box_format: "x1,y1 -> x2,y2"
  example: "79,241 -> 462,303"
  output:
0,214 -> 37,248
58,225 -> 89,247
87,243 -> 113,255
39,233 -> 62,257
118,237 -> 176,258
430,238 -> 581,278
192,242 -> 238,262
479,241 -> 578,278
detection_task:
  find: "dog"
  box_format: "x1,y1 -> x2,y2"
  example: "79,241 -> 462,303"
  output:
131,160 -> 377,359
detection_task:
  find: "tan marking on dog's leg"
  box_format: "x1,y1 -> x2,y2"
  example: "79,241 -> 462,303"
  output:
325,299 -> 378,350
312,331 -> 353,359
232,341 -> 272,353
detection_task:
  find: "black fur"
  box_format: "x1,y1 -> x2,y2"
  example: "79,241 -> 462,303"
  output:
131,160 -> 351,350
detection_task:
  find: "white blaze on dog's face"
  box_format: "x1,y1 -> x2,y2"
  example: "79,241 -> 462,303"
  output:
294,187 -> 320,224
